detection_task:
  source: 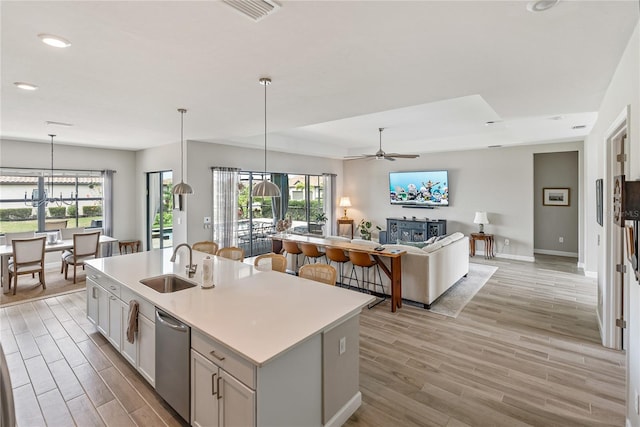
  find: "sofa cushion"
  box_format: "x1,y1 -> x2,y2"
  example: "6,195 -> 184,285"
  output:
449,232 -> 464,242
383,244 -> 426,254
422,241 -> 444,253
350,239 -> 380,249
396,239 -> 428,249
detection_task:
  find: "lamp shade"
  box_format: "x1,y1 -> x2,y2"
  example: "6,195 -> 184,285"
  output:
473,211 -> 489,224
339,197 -> 352,208
173,181 -> 194,195
252,180 -> 281,197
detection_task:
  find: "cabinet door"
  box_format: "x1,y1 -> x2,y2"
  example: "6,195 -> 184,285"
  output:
137,314 -> 155,386
121,305 -> 137,366
96,286 -> 109,336
191,350 -> 220,427
86,281 -> 99,325
108,296 -> 123,352
220,370 -> 255,427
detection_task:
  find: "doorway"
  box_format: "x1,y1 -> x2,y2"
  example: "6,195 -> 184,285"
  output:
147,171 -> 173,250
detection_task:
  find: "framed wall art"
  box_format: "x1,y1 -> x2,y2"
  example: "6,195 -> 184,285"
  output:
543,188 -> 570,206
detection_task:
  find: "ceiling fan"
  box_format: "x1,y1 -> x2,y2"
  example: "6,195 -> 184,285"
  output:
345,128 -> 420,161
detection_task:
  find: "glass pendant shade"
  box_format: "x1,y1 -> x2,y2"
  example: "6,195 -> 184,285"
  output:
253,180 -> 281,197
173,181 -> 194,195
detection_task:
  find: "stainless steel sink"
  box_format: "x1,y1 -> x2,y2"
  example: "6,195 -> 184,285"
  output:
139,274 -> 197,293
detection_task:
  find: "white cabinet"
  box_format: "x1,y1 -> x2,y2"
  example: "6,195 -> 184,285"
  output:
137,313 -> 155,386
86,267 -> 155,387
191,349 -> 255,427
108,296 -> 123,352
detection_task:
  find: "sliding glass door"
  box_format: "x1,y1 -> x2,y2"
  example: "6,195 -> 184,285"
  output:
147,171 -> 173,249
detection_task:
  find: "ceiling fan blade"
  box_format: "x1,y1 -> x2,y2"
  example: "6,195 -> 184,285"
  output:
384,153 -> 420,159
384,156 -> 396,161
344,154 -> 376,160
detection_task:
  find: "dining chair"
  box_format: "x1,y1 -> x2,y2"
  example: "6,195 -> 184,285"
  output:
61,227 -> 85,240
7,236 -> 46,295
298,264 -> 337,286
45,219 -> 68,231
193,241 -> 219,255
4,232 -> 38,282
216,246 -> 245,261
254,253 -> 287,273
63,231 -> 101,283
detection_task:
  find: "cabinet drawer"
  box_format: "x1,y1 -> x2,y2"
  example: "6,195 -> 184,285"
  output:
86,269 -> 121,298
120,287 -> 155,321
192,329 -> 255,389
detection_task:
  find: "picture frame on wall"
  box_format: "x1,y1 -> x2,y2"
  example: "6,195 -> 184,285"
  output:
543,188 -> 570,206
596,179 -> 603,226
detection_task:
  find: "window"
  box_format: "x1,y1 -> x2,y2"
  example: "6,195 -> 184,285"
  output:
0,168 -> 104,234
236,171 -> 326,257
146,171 -> 173,249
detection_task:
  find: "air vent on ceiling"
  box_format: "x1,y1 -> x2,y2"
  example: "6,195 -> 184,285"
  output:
222,0 -> 280,21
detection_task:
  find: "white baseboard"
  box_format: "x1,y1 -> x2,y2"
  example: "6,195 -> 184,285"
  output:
324,392 -> 361,427
534,249 -> 579,257
626,417 -> 632,427
584,270 -> 598,278
495,253 -> 535,262
577,262 -> 585,269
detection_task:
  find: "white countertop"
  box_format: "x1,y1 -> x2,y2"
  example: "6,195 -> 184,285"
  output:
86,248 -> 374,366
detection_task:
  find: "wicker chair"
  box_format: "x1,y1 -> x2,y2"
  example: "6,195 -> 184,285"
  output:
298,264 -> 337,286
254,253 -> 287,273
193,241 -> 219,255
216,246 -> 245,261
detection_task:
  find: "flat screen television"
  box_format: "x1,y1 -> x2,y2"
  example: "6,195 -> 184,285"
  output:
389,170 -> 449,207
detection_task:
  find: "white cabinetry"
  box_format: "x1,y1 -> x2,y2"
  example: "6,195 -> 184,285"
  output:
191,331 -> 256,427
86,267 -> 155,387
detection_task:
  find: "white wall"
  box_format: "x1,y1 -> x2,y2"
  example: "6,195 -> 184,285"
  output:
136,140 -> 344,247
584,22 -> 639,427
343,141 -> 582,262
0,138 -> 137,241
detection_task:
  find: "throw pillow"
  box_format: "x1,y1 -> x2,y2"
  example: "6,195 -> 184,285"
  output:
422,241 -> 444,253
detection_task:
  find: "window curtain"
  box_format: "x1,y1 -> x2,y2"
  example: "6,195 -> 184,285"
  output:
271,173 -> 289,223
323,174 -> 336,236
212,167 -> 240,248
102,169 -> 115,256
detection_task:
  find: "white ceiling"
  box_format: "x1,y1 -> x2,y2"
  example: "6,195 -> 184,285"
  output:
1,1 -> 638,158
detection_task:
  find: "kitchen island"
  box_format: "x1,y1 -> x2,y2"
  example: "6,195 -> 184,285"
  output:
85,248 -> 374,427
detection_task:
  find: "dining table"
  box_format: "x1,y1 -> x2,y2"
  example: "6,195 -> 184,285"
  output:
270,233 -> 406,312
0,235 -> 118,290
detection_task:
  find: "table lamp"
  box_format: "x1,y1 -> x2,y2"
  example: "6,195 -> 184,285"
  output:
339,197 -> 352,219
473,211 -> 489,233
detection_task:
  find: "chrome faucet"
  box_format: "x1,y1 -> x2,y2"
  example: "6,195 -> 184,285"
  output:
170,243 -> 197,278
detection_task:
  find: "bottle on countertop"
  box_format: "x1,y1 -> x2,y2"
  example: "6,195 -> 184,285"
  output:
202,256 -> 214,289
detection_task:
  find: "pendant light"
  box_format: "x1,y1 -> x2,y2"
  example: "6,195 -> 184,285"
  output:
173,108 -> 194,195
252,77 -> 281,197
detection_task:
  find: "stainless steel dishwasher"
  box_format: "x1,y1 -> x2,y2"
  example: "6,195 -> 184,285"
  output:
155,308 -> 190,422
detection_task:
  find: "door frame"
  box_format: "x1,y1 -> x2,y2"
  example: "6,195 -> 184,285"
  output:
602,105 -> 630,349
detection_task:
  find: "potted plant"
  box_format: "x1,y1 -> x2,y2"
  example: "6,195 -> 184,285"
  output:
358,219 -> 381,241
309,212 -> 328,235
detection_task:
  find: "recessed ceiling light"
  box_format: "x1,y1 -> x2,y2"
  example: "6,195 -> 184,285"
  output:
45,121 -> 73,127
38,33 -> 71,48
526,0 -> 559,12
572,125 -> 587,130
14,82 -> 38,91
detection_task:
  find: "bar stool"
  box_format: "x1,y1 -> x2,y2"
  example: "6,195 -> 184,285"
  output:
325,247 -> 349,287
348,250 -> 385,308
300,243 -> 326,265
282,241 -> 303,273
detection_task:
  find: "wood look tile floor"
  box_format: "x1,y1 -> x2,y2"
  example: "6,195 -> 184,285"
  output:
1,255 -> 626,427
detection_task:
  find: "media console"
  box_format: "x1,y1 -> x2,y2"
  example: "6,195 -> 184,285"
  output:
385,217 -> 447,243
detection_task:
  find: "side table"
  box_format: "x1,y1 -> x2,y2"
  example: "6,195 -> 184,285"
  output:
337,219 -> 354,239
119,239 -> 141,255
470,233 -> 494,259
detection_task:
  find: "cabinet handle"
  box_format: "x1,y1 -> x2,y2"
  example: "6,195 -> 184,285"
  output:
109,285 -> 117,291
211,373 -> 217,396
89,275 -> 98,280
92,287 -> 97,299
209,350 -> 225,362
110,296 -> 116,301
217,375 -> 222,400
